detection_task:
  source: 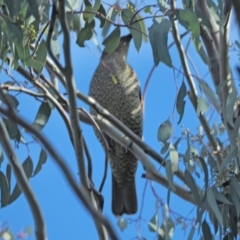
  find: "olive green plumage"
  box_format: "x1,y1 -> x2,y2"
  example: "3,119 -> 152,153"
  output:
89,34 -> 143,215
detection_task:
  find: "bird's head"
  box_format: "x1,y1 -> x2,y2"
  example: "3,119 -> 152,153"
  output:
101,34 -> 132,61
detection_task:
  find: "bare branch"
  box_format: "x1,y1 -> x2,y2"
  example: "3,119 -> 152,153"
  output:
170,1 -> 223,166
0,106 -> 118,240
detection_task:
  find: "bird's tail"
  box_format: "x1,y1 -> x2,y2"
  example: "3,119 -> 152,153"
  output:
112,175 -> 137,215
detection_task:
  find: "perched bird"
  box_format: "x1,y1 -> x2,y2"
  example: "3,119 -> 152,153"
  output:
89,34 -> 143,215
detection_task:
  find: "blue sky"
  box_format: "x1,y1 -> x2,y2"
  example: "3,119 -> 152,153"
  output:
1,1 -> 239,240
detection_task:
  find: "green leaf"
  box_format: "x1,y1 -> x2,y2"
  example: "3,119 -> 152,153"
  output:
50,37 -> 60,59
95,4 -> 106,28
198,79 -> 221,114
102,6 -> 119,37
207,188 -> 223,225
144,6 -> 152,14
178,9 -> 200,49
102,27 -> 120,54
87,0 -> 100,23
230,182 -> 240,217
148,213 -> 159,232
158,0 -> 169,12
161,142 -> 170,154
230,177 -> 240,201
9,156 -> 33,204
176,81 -> 187,124
198,157 -> 208,191
226,89 -> 237,128
34,40 -> 47,73
33,149 -> 47,177
197,96 -> 209,115
169,144 -> 178,173
185,169 -> 202,206
0,171 -> 9,207
3,118 -> 19,140
148,18 -> 172,67
165,160 -> 176,191
157,119 -> 172,143
202,219 -> 212,240
121,9 -> 142,51
66,0 -> 80,11
212,187 -> 232,205
76,20 -> 95,47
117,217 -> 128,232
32,102 -> 51,131
0,93 -> 19,109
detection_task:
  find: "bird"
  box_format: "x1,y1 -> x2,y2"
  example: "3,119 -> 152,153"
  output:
89,34 -> 143,215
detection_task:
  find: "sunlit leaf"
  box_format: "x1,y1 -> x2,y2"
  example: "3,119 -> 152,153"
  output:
197,96 -> 209,115
157,119 -> 172,143
117,217 -> 128,232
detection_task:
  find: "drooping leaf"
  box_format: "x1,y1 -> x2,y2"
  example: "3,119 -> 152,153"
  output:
32,102 -> 51,131
121,9 -> 142,51
198,157 -> 208,191
102,27 -> 120,53
33,149 -> 47,177
102,6 -> 119,37
207,188 -> 223,225
185,169 -> 202,206
157,119 -> 172,143
169,144 -> 178,173
202,219 -> 213,240
212,187 -> 232,205
148,18 -> 172,67
76,19 -> 95,47
198,78 -> 221,114
0,93 -> 19,109
230,182 -> 240,217
230,177 -> 240,200
0,171 -> 9,207
34,39 -> 47,74
161,142 -> 170,154
178,9 -> 200,50
3,118 -> 19,140
226,89 -> 238,128
165,160 -> 176,191
176,81 -> 187,124
197,96 -> 209,115
8,157 -> 33,204
95,4 -> 106,28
